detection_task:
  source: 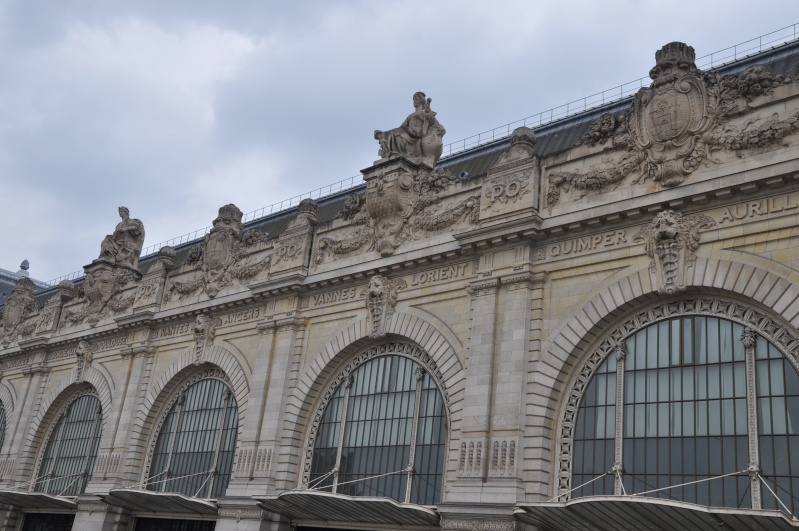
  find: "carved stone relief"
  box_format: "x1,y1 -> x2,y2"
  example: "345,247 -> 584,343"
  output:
0,278 -> 38,346
165,204 -> 270,300
482,169 -> 532,214
63,263 -> 137,327
374,92 -> 446,167
316,167 -> 478,263
364,275 -> 407,338
193,314 -> 221,365
633,210 -> 716,294
546,42 -> 799,209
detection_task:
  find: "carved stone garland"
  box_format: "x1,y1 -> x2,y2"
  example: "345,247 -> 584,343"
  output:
141,368 -> 233,486
301,341 -> 449,488
556,297 -> 799,499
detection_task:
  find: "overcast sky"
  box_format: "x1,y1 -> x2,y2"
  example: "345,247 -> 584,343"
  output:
1,1 -> 796,283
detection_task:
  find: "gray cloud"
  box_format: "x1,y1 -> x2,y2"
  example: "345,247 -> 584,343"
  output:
0,0 -> 794,281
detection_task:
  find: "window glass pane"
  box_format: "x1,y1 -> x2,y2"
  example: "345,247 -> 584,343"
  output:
35,394 -> 102,496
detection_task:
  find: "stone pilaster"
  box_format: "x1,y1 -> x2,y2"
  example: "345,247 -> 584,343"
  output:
73,497 -> 130,531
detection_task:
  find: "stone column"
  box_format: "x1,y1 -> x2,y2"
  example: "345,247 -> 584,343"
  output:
72,497 -> 130,531
226,321 -> 277,496
258,316 -> 308,493
741,327 -> 762,509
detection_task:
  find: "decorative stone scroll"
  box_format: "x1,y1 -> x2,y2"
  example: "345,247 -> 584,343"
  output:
545,42 -> 799,209
165,204 -> 270,300
0,278 -> 37,347
374,92 -> 446,167
364,275 -> 407,338
633,210 -> 716,294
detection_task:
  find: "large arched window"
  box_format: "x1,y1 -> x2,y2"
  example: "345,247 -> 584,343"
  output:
570,312 -> 799,514
309,349 -> 447,505
147,375 -> 238,498
35,391 -> 102,496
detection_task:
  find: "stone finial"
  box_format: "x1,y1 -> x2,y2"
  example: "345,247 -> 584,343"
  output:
650,42 -> 697,81
511,126 -> 536,148
17,259 -> 30,277
214,204 -> 244,232
99,206 -> 145,269
374,92 -> 446,167
288,198 -> 319,229
494,126 -> 537,168
157,246 -> 177,269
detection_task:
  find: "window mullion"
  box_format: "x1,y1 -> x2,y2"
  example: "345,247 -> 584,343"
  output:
39,410 -> 69,494
612,343 -> 627,496
741,327 -> 762,509
161,393 -> 186,493
76,404 -> 103,493
205,387 -> 231,498
405,367 -> 425,504
331,374 -> 353,493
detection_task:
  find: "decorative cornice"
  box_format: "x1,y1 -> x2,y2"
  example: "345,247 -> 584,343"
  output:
466,278 -> 501,297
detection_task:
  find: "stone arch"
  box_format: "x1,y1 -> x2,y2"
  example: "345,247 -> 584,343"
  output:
33,366 -> 112,436
125,343 -> 250,484
526,252 -> 799,498
279,310 -> 466,490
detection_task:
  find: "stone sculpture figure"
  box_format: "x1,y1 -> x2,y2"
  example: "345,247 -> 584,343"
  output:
365,275 -> 407,338
100,207 -> 145,269
375,92 -> 446,167
0,277 -> 37,346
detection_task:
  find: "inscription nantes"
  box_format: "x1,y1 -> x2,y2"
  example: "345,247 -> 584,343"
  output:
717,193 -> 798,224
159,307 -> 263,338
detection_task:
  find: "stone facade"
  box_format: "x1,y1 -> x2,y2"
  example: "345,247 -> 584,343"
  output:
1,40 -> 799,531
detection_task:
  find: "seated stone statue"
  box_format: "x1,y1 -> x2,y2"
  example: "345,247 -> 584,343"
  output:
374,92 -> 446,167
99,206 -> 145,269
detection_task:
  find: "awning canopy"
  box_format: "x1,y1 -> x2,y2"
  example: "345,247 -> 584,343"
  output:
100,489 -> 218,516
0,490 -> 77,511
256,491 -> 440,528
516,496 -> 799,531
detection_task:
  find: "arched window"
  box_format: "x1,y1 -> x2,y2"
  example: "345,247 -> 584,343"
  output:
35,391 -> 102,496
309,351 -> 447,505
147,376 -> 238,498
570,313 -> 799,514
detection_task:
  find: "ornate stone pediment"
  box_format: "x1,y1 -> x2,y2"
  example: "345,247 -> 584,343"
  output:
0,278 -> 38,347
165,204 -> 271,300
545,42 -> 799,209
634,210 -> 716,294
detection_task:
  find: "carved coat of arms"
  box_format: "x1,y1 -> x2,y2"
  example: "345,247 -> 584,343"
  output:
630,42 -> 717,187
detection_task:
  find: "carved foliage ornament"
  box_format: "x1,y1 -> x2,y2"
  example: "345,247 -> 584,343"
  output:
633,210 -> 716,294
166,204 -> 270,300
557,298 -> 799,497
64,264 -> 136,328
0,278 -> 37,346
364,275 -> 407,338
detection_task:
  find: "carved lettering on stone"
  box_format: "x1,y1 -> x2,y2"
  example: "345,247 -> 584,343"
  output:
482,169 -> 531,213
0,278 -> 38,347
634,210 -> 716,294
363,275 -> 406,338
374,92 -> 446,167
165,204 -> 270,300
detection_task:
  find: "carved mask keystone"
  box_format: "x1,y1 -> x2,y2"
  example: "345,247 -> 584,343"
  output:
634,210 -> 716,294
193,314 -> 220,365
363,275 -> 407,338
75,340 -> 96,383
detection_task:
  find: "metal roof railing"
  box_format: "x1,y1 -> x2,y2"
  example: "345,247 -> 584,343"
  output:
440,23 -> 799,157
40,23 -> 799,288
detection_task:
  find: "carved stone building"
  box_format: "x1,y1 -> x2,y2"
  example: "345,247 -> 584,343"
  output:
1,39 -> 799,531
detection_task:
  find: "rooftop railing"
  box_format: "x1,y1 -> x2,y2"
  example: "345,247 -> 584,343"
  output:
440,23 -> 799,157
40,23 -> 798,288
